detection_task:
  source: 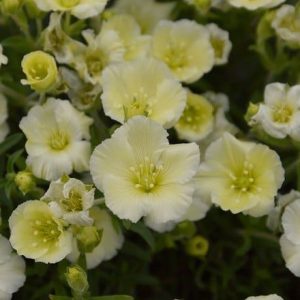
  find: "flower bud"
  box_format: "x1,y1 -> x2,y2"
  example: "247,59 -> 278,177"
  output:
1,0 -> 22,14
189,0 -> 211,14
185,235 -> 209,258
21,51 -> 58,92
76,226 -> 103,253
65,265 -> 89,296
14,170 -> 36,195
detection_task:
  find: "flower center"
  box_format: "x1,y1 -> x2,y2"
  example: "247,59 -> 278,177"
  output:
163,42 -> 190,71
177,96 -> 213,131
130,156 -> 163,192
280,15 -> 300,33
123,87 -> 153,119
272,103 -> 293,123
58,0 -> 80,8
210,37 -> 225,59
61,190 -> 83,212
31,217 -> 61,246
29,63 -> 48,81
86,52 -> 105,77
230,161 -> 256,193
48,130 -> 69,151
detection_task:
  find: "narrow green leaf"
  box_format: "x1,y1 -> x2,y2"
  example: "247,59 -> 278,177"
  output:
0,133 -> 24,156
130,222 -> 155,250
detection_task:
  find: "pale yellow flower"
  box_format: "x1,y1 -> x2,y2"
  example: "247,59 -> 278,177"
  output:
0,235 -> 26,300
90,116 -> 200,226
228,0 -> 285,10
101,58 -> 187,128
9,200 -> 73,263
67,207 -> 124,269
19,98 -> 93,181
33,0 -> 108,19
21,51 -> 58,92
151,20 -> 214,83
175,90 -> 214,142
102,14 -> 151,61
112,0 -> 175,34
196,133 -> 284,216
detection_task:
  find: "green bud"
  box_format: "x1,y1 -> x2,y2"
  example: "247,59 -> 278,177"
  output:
185,235 -> 209,258
77,226 -> 103,253
65,265 -> 89,296
1,0 -> 22,14
245,102 -> 259,123
14,170 -> 36,195
192,0 -> 211,14
174,221 -> 196,239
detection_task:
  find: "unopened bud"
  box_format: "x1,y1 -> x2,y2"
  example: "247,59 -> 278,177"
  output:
185,235 -> 209,258
14,170 -> 36,195
65,265 -> 89,296
77,226 -> 103,253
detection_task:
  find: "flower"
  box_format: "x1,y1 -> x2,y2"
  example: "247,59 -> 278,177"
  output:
245,295 -> 284,300
0,44 -> 8,68
73,28 -> 124,86
272,5 -> 300,47
21,51 -> 58,92
102,14 -> 151,61
175,90 -> 214,142
206,23 -> 232,65
43,13 -> 84,64
67,207 -> 124,269
112,0 -> 175,34
227,0 -> 285,10
151,20 -> 214,83
0,235 -> 26,300
0,93 -> 9,143
9,200 -> 73,263
279,199 -> 300,276
249,83 -> 300,141
101,58 -> 187,128
33,0 -> 108,19
90,116 -> 200,226
267,190 -> 300,232
41,177 -> 95,225
196,133 -> 284,216
19,98 -> 93,181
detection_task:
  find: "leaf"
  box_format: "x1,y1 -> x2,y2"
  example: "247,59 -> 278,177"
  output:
7,149 -> 24,173
0,133 -> 24,156
88,296 -> 134,300
129,222 -> 155,250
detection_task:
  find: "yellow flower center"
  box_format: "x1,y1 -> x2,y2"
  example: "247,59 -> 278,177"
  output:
280,14 -> 300,33
210,37 -> 225,59
123,87 -> 153,119
29,63 -> 48,81
272,103 -> 293,123
164,42 -> 190,71
58,0 -> 80,8
230,161 -> 256,193
31,217 -> 61,247
130,156 -> 163,192
48,130 -> 70,151
177,95 -> 213,131
61,190 -> 83,212
86,51 -> 106,77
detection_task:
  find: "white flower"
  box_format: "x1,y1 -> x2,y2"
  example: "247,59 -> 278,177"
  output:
196,133 -> 284,216
151,20 -> 214,83
0,44 -> 8,68
279,199 -> 300,276
227,0 -> 285,10
0,235 -> 25,300
250,83 -> 300,141
101,58 -> 187,128
272,5 -> 300,47
102,14 -> 151,61
0,93 -> 9,143
67,207 -> 124,269
9,200 -> 73,264
19,98 -> 93,181
42,177 -> 95,225
90,116 -> 200,226
267,190 -> 300,232
175,90 -> 214,142
33,0 -> 108,19
245,295 -> 284,300
112,0 -> 175,33
74,28 -> 125,86
206,23 -> 232,65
